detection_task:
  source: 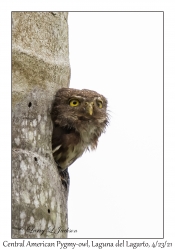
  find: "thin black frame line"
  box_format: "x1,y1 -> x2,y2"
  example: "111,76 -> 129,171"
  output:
11,11 -> 164,240
11,11 -> 164,13
163,11 -> 164,239
68,11 -> 164,13
10,238 -> 163,240
11,11 -> 13,241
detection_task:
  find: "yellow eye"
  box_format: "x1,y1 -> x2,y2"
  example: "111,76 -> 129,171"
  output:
97,101 -> 103,108
69,99 -> 80,107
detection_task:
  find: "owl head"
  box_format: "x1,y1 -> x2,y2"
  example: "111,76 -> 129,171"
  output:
51,88 -> 108,135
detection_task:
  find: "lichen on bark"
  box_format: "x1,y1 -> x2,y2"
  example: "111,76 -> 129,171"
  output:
12,12 -> 70,238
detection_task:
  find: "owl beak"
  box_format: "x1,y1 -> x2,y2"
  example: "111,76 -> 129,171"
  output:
85,102 -> 94,115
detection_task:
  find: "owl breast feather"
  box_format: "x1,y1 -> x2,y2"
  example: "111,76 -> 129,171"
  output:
52,123 -> 100,170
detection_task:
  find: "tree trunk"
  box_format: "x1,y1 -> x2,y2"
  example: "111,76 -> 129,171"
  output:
12,12 -> 70,238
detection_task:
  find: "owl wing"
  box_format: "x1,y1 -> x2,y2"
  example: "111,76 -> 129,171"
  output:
52,125 -> 82,170
52,125 -> 63,150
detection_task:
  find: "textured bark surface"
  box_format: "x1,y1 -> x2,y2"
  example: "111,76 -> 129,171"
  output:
12,12 -> 70,238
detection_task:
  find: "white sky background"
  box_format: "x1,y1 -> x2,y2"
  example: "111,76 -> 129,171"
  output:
68,12 -> 163,238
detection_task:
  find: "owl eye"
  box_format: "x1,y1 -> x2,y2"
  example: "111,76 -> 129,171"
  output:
96,100 -> 103,108
69,99 -> 80,107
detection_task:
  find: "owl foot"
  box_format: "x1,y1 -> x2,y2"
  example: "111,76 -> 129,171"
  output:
59,168 -> 70,190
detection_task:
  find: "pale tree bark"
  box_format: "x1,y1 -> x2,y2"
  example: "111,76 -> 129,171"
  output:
12,12 -> 70,238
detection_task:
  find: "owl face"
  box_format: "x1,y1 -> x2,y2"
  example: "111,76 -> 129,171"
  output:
52,88 -> 108,130
51,88 -> 109,171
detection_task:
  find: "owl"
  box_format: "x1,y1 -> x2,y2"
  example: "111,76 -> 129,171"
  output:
51,88 -> 109,188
